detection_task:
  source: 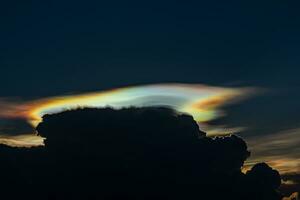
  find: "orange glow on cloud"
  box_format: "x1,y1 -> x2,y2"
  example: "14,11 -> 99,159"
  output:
0,83 -> 255,147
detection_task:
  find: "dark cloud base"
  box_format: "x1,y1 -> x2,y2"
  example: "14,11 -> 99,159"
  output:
281,174 -> 300,197
0,107 -> 296,199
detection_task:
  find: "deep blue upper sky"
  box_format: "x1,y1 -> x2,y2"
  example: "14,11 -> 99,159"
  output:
1,0 -> 300,137
1,1 -> 300,95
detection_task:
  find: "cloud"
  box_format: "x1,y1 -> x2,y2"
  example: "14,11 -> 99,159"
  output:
282,192 -> 299,200
0,134 -> 44,148
0,83 -> 255,147
280,174 -> 300,197
282,180 -> 297,185
0,107 -> 280,199
245,128 -> 300,174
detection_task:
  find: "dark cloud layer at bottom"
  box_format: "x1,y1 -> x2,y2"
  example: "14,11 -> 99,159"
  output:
0,107 -> 297,199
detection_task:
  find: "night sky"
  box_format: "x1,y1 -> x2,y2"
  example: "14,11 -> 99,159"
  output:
1,1 -> 300,174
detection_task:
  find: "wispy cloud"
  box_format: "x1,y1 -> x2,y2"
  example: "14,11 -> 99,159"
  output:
0,133 -> 44,148
245,128 -> 300,174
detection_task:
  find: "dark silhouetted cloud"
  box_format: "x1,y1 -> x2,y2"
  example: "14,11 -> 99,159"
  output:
0,107 -> 293,199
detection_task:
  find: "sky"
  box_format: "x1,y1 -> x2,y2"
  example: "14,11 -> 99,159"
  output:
1,0 -> 300,174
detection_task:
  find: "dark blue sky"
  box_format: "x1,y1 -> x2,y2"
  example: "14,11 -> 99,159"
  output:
1,1 -> 300,136
1,1 -> 300,94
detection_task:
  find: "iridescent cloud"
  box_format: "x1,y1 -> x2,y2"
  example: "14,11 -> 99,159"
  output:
0,83 -> 255,147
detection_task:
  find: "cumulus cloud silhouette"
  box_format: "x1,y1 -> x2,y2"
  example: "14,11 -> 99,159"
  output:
0,107 -> 293,199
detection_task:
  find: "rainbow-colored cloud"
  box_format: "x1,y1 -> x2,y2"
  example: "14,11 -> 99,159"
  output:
0,83 -> 255,147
